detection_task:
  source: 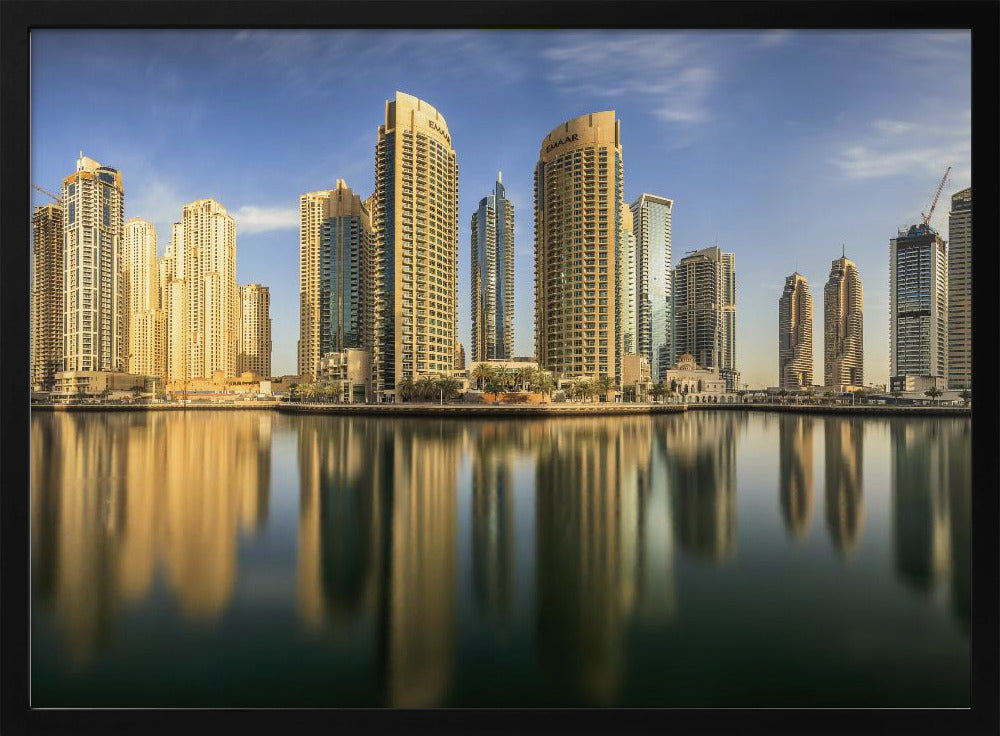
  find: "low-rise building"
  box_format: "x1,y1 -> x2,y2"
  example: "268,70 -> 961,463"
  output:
622,353 -> 652,401
316,348 -> 371,403
664,353 -> 727,399
53,370 -> 161,400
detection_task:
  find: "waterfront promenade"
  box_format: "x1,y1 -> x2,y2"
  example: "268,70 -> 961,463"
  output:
30,401 -> 970,418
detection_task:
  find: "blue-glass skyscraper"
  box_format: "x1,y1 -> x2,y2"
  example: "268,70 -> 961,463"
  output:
471,173 -> 515,362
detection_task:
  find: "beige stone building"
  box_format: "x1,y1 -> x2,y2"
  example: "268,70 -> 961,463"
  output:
159,224 -> 187,383
32,203 -> 64,389
123,218 -> 165,381
778,272 -> 813,389
534,111 -> 624,382
53,370 -> 159,399
239,283 -> 271,378
316,348 -> 372,402
824,254 -> 863,389
62,153 -> 125,373
371,92 -> 459,399
947,188 -> 971,390
621,353 -> 651,401
664,353 -> 727,398
298,180 -> 373,381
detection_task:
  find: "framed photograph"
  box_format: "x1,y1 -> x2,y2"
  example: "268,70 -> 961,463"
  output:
2,2 -> 997,734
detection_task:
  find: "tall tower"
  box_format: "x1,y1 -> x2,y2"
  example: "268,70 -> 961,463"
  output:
371,92 -> 459,398
62,153 -> 125,373
123,218 -> 165,380
824,254 -> 863,388
619,205 -> 637,356
181,199 -> 238,380
630,194 -> 673,381
672,246 -> 739,390
298,180 -> 373,381
32,203 -> 65,389
778,272 -> 813,389
471,172 -> 515,363
535,111 -> 624,381
947,188 -> 971,390
239,283 -> 271,377
161,222 -> 188,384
889,223 -> 948,382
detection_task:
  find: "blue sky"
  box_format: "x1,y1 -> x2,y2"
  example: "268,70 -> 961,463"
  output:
31,30 -> 971,387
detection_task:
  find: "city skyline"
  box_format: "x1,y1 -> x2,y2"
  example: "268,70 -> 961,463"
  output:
30,30 -> 972,386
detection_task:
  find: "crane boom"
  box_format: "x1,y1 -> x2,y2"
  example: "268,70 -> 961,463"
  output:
921,166 -> 951,227
32,183 -> 62,204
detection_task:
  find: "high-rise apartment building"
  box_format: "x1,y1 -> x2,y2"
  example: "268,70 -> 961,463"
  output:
123,218 -> 165,380
239,283 -> 271,377
619,205 -> 638,356
62,153 -> 125,373
947,188 -> 971,390
824,254 -> 863,388
534,111 -> 624,382
778,272 -> 813,389
160,223 -> 188,384
181,199 -> 238,380
890,223 -> 948,383
298,180 -> 373,381
672,246 -> 739,391
371,92 -> 459,398
471,173 -> 515,363
630,194 -> 673,381
32,203 -> 65,389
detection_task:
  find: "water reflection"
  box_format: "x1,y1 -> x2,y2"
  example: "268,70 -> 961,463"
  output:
824,418 -> 864,558
779,416 -> 815,540
30,411 -> 272,666
31,410 -> 972,706
891,419 -> 970,630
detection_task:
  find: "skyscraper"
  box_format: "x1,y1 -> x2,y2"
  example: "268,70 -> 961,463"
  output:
160,223 -> 188,384
778,272 -> 813,389
947,188 -> 971,390
298,180 -> 373,381
62,153 -> 125,373
32,203 -> 64,389
123,218 -> 165,380
535,111 -> 624,382
630,194 -> 673,381
239,284 -> 271,377
471,173 -> 515,363
619,205 -> 637,356
889,223 -> 948,384
672,246 -> 739,391
371,92 -> 459,399
824,254 -> 863,388
181,199 -> 238,380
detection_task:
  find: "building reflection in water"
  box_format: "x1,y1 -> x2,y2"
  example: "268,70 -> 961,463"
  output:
665,412 -> 739,563
778,415 -> 815,540
534,418 -> 653,705
30,411 -> 273,667
892,419 -> 970,631
296,418 -> 461,707
824,418 -> 864,559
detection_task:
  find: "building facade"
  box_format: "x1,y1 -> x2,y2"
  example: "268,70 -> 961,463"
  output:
947,188 -> 971,390
181,199 -> 239,380
630,193 -> 673,381
123,218 -> 165,380
471,173 -> 515,363
824,254 -> 863,388
32,203 -> 64,389
371,92 -> 459,399
298,180 -> 373,381
889,224 -> 948,383
534,111 -> 624,382
160,223 -> 188,384
62,153 -> 125,373
778,272 -> 813,390
239,283 -> 272,377
672,246 -> 739,391
619,205 -> 638,356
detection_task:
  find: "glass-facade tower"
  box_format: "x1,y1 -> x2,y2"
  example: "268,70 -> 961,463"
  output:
630,194 -> 673,380
471,173 -> 515,362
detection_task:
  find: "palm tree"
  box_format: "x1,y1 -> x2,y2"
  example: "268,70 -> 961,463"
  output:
494,365 -> 514,392
594,374 -> 614,403
414,376 -> 437,402
515,367 -> 535,392
397,377 -> 415,402
959,389 -> 971,406
924,386 -> 944,405
532,372 -> 555,401
99,386 -> 112,402
650,382 -> 664,404
288,383 -> 300,402
484,375 -> 505,404
131,385 -> 143,400
326,381 -> 343,403
569,377 -> 586,403
436,375 -> 462,402
472,363 -> 493,391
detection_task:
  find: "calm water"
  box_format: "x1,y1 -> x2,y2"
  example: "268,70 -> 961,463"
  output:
30,410 -> 970,707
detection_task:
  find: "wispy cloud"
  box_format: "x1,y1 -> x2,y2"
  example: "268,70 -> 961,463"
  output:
127,177 -> 186,238
755,30 -> 793,48
232,204 -> 298,234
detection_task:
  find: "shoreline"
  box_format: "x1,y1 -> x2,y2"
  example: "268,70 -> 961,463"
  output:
29,402 -> 971,418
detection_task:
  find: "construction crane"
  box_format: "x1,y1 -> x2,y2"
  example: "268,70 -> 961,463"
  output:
921,166 -> 951,227
32,183 -> 62,204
